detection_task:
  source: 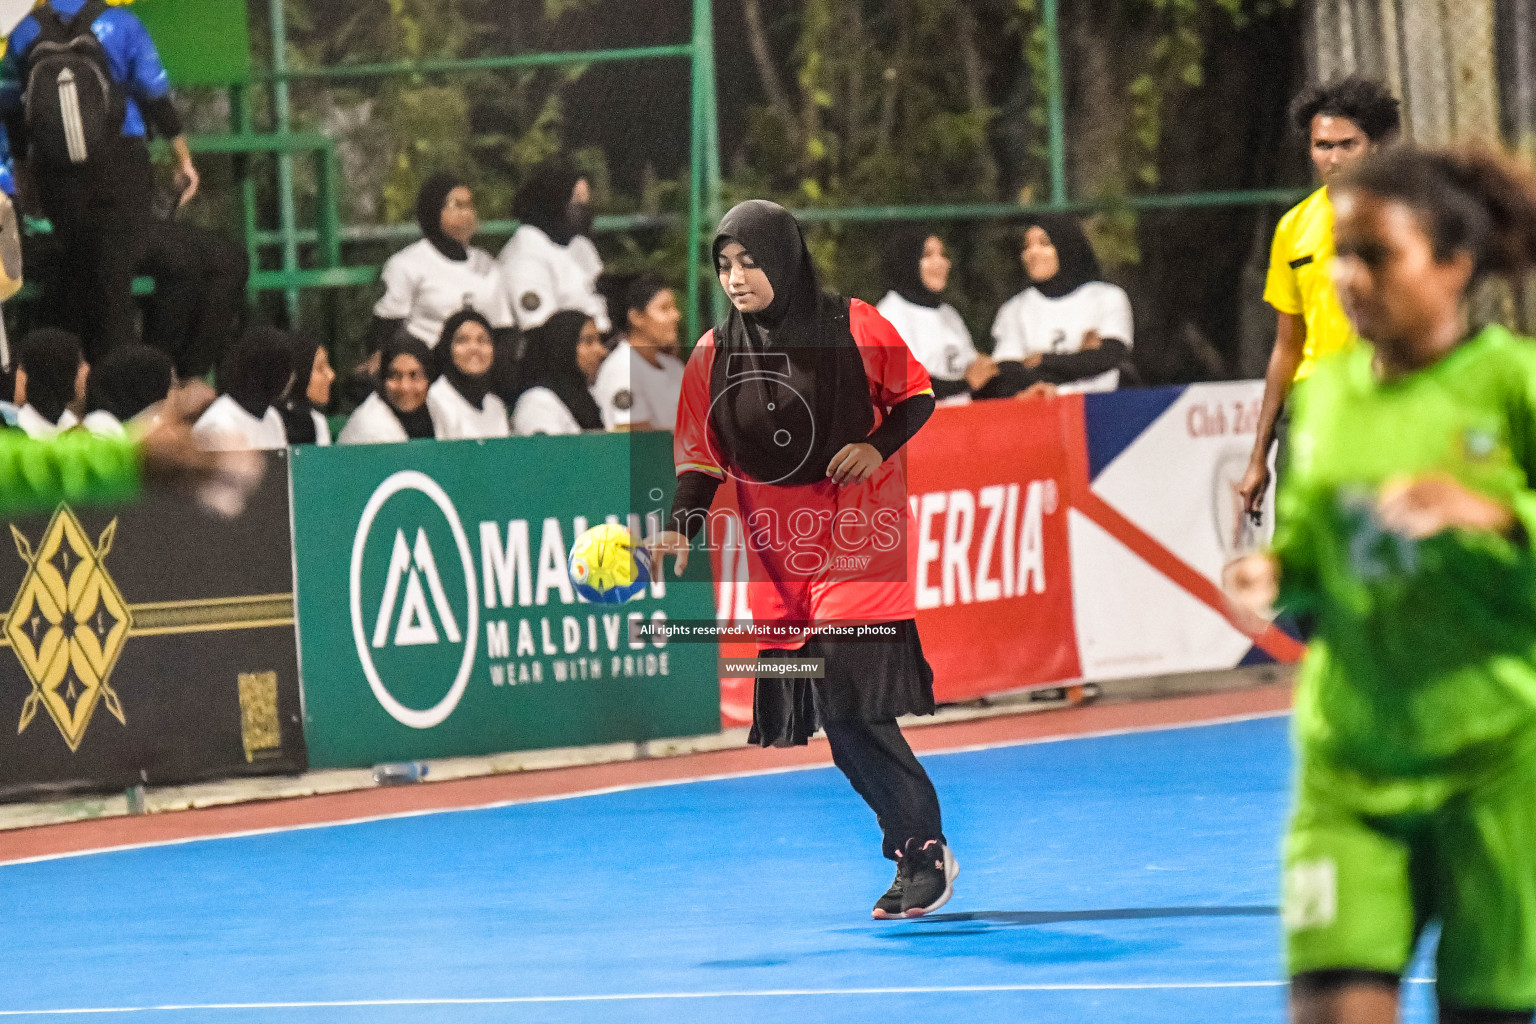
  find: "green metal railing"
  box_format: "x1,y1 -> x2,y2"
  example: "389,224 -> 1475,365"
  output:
239,0 -> 723,346
210,0 -> 1297,348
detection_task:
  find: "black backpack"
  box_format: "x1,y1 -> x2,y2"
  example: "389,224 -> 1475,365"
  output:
22,0 -> 125,169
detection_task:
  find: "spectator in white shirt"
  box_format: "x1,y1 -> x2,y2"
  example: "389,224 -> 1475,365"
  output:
193,328 -> 293,451
370,173 -> 517,350
499,160 -> 611,334
339,333 -> 439,445
991,215 -> 1134,396
13,329 -> 87,438
876,229 -> 999,403
511,310 -> 607,436
278,334 -> 336,446
82,344 -> 174,437
427,309 -> 510,440
591,276 -> 686,431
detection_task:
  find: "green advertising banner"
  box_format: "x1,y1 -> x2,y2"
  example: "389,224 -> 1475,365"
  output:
290,432 -> 720,769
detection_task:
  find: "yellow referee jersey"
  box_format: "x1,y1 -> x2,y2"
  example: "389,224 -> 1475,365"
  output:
1264,186 -> 1356,381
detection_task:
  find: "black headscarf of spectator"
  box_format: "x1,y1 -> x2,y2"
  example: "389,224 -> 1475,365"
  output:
436,309 -> 499,411
512,160 -> 585,246
280,334 -> 325,444
882,227 -> 944,309
1023,214 -> 1102,299
87,344 -> 173,423
709,200 -> 875,487
222,327 -> 295,422
518,310 -> 604,431
17,329 -> 83,425
416,172 -> 470,262
380,332 -> 439,440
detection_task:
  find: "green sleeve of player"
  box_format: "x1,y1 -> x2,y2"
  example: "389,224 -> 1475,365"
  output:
0,430 -> 142,518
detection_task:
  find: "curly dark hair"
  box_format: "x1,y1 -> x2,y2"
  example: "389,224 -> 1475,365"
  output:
1342,146 -> 1536,284
1290,76 -> 1401,142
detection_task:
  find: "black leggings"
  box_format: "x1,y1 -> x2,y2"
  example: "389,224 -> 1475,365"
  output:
823,717 -> 944,861
36,141 -> 155,362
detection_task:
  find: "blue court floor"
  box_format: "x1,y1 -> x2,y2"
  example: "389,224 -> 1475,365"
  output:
0,716 -> 1441,1022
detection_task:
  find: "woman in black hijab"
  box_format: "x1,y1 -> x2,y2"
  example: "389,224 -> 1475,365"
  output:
425,309 -> 510,440
192,327 -> 294,450
989,214 -> 1135,395
278,334 -> 336,446
339,332 -> 439,445
877,227 -> 998,400
509,310 -> 606,435
498,159 -> 610,333
650,200 -> 956,921
361,173 -> 517,393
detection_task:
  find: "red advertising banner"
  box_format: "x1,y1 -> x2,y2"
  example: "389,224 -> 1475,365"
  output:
907,398 -> 1082,702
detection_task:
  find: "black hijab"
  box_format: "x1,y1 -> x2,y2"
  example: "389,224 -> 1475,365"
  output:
416,172 -> 470,262
512,160 -> 585,247
379,332 -> 438,440
280,334 -> 323,445
16,329 -> 82,425
1024,214 -> 1102,299
435,309 -> 498,410
519,310 -> 604,431
709,200 -> 874,487
87,344 -> 172,423
882,226 -> 943,308
221,327 -> 295,422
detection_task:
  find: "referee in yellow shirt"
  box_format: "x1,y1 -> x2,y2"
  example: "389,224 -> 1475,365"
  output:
1238,77 -> 1401,517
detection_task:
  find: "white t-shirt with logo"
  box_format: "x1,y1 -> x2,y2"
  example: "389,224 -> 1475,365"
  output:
192,395 -> 288,451
591,339 -> 685,432
374,239 -> 516,347
876,291 -> 980,384
425,376 -> 510,441
497,225 -> 611,333
990,281 -> 1134,394
511,387 -> 584,437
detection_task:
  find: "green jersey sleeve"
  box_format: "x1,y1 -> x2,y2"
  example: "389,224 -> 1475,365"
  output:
0,430 -> 142,517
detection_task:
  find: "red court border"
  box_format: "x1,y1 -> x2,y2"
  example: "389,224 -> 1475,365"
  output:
0,684 -> 1291,865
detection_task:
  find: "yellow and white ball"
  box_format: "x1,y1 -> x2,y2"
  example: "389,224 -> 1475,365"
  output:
568,524 -> 652,604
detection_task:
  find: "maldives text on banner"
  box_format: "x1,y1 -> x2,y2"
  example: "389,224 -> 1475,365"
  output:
290,432 -> 720,769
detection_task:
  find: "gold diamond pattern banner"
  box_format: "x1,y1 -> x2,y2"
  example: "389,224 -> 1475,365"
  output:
1,504 -> 295,754
5,508 -> 130,753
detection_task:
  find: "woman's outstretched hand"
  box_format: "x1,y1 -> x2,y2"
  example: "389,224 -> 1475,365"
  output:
1221,553 -> 1279,637
647,530 -> 692,578
1377,474 -> 1516,540
827,442 -> 881,486
137,415 -> 265,520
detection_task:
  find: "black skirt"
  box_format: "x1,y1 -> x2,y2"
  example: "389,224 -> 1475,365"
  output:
748,619 -> 936,747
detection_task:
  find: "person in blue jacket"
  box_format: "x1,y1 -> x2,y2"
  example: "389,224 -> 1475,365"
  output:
0,0 -> 202,362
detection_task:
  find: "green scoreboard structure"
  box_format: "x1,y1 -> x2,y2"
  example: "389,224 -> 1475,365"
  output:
124,0 -> 251,86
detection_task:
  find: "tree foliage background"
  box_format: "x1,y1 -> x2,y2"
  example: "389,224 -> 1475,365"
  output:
208,0 -> 1308,382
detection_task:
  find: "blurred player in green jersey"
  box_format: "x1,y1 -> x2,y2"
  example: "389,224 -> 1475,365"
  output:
1226,147 -> 1536,1024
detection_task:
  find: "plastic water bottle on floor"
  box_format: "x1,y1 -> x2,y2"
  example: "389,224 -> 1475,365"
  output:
373,762 -> 429,786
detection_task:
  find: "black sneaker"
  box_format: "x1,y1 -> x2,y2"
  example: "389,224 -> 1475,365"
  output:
899,839 -> 958,917
871,865 -> 904,920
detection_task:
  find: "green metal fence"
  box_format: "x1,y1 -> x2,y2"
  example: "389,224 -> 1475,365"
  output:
186,0 -> 1303,349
